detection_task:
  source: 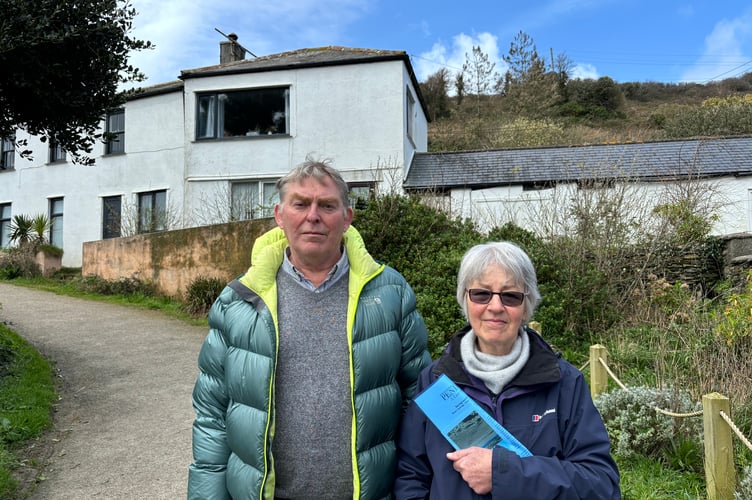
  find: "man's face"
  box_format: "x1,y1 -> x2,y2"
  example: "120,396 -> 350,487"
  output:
274,176 -> 353,269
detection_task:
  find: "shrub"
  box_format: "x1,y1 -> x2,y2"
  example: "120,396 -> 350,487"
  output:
595,387 -> 702,460
0,247 -> 40,279
736,466 -> 752,500
185,276 -> 226,316
74,275 -> 156,296
356,194 -> 481,356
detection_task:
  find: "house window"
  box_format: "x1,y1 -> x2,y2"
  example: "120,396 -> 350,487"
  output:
0,203 -> 11,248
349,183 -> 374,209
406,87 -> 416,142
49,138 -> 66,163
197,87 -> 289,139
1,134 -> 15,171
49,197 -> 64,248
231,181 -> 278,220
105,109 -> 125,154
138,190 -> 167,233
102,196 -> 122,239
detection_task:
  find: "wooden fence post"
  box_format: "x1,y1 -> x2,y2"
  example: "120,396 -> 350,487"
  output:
589,344 -> 608,399
703,393 -> 735,500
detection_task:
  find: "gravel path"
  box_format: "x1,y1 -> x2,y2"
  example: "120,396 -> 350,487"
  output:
0,282 -> 207,499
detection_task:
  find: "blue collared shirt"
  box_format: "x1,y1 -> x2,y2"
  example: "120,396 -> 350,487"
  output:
280,246 -> 350,292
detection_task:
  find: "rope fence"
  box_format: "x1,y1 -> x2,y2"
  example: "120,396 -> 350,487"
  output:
588,343 -> 748,500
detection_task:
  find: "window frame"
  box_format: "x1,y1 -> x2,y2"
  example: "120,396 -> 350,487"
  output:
1,133 -> 16,171
406,86 -> 416,143
49,197 -> 64,248
196,86 -> 290,140
137,190 -> 167,234
230,180 -> 279,220
0,203 -> 11,248
102,195 -> 122,239
49,138 -> 67,163
105,109 -> 125,155
348,182 -> 375,209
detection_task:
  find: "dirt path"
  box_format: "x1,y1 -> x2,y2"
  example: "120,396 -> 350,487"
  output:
0,282 -> 208,499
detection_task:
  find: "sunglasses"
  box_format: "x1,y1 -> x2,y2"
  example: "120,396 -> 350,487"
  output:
466,289 -> 526,306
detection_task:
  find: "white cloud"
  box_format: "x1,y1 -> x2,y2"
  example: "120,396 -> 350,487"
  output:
414,32 -> 505,82
570,63 -> 599,80
680,11 -> 752,83
126,0 -> 370,87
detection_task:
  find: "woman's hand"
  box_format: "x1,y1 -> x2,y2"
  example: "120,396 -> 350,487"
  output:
446,447 -> 493,494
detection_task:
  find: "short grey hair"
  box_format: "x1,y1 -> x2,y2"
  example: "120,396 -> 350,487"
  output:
455,241 -> 541,322
276,157 -> 350,209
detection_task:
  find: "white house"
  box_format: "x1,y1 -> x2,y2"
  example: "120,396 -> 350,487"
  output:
404,137 -> 752,237
0,40 -> 429,267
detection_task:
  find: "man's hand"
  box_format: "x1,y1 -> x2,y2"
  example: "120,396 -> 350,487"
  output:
446,447 -> 493,494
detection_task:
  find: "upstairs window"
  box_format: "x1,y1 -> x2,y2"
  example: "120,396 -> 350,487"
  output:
1,134 -> 15,171
0,203 -> 10,248
105,109 -> 125,154
138,190 -> 167,233
406,87 -> 416,142
231,181 -> 278,220
49,138 -> 66,163
197,87 -> 289,139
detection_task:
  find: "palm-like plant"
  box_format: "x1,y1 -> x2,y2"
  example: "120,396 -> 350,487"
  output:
8,213 -> 51,248
8,214 -> 34,246
31,214 -> 51,244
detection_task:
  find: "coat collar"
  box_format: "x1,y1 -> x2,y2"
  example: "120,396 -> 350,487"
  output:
432,324 -> 561,389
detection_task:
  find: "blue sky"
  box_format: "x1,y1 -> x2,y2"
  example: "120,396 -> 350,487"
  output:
127,0 -> 752,88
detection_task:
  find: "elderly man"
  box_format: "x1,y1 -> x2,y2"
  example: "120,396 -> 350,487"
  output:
188,159 -> 431,499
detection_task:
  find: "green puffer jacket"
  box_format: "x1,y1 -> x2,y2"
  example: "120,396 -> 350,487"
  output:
188,226 -> 431,500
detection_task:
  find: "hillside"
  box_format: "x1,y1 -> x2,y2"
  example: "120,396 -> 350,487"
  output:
424,74 -> 752,151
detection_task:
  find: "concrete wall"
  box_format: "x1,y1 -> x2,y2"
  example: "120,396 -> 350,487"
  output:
82,218 -> 277,298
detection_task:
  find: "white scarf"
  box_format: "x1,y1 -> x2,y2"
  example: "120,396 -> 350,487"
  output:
460,328 -> 530,395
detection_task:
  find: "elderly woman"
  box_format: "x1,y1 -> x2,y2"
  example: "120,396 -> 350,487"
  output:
394,242 -> 620,499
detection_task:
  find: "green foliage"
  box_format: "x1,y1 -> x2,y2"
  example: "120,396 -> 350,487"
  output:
595,387 -> 702,460
662,100 -> 752,138
7,215 -> 34,247
184,276 -> 226,316
736,466 -> 752,500
0,323 -> 56,498
74,275 -> 156,296
714,270 -> 752,345
0,0 -> 153,165
355,194 -> 481,356
617,454 -> 705,499
0,247 -> 40,279
561,77 -> 626,119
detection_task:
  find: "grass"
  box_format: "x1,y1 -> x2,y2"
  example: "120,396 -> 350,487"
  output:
0,321 -> 57,499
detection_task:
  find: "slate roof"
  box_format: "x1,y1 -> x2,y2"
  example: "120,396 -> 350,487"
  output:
404,136 -> 752,191
180,46 -> 409,78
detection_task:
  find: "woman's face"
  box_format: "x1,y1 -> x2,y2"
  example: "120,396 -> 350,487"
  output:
466,263 -> 527,356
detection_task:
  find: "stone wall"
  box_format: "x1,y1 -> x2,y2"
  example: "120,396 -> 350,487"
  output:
82,218 -> 277,298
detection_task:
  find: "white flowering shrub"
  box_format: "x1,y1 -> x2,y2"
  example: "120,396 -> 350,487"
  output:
594,387 -> 702,459
736,466 -> 752,500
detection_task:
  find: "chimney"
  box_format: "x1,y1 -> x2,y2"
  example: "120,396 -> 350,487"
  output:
220,33 -> 246,64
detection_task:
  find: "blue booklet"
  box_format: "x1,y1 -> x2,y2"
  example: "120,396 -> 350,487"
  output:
414,374 -> 532,457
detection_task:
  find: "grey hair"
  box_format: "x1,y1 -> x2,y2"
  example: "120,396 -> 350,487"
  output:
455,241 -> 541,322
276,157 -> 350,210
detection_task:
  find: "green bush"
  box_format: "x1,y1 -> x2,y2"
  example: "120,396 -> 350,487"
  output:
74,275 -> 156,296
356,194 -> 481,356
595,387 -> 702,461
185,276 -> 226,316
0,248 -> 40,279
